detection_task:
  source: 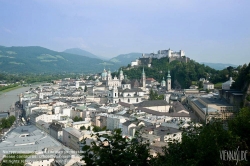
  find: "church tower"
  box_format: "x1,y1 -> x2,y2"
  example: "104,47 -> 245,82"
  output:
167,70 -> 171,91
112,86 -> 118,98
142,67 -> 146,89
107,69 -> 112,81
101,68 -> 107,80
119,68 -> 124,81
112,86 -> 119,103
161,77 -> 166,87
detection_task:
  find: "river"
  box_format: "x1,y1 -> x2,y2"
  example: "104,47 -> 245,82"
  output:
0,85 -> 37,112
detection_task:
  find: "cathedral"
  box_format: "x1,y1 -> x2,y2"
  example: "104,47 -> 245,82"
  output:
101,68 -> 146,104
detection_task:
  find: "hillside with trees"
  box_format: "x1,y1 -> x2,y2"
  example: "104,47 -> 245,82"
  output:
0,73 -> 80,84
232,63 -> 250,107
0,46 -> 119,74
113,57 -> 239,89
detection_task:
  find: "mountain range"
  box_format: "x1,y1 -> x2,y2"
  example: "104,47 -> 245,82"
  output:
0,46 -> 141,73
0,45 -> 237,73
0,46 -> 108,73
200,62 -> 238,70
64,48 -> 108,60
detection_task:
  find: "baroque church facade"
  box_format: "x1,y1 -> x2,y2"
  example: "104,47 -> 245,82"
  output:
101,68 -> 146,104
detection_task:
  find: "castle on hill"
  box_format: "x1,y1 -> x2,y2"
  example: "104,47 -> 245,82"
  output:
131,48 -> 190,67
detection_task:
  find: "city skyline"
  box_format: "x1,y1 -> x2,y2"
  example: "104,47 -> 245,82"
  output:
0,0 -> 250,65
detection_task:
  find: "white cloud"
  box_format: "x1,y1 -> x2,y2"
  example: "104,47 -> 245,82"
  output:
3,27 -> 12,34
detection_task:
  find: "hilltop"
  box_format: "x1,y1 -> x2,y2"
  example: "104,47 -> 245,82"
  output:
0,46 -> 118,74
63,48 -> 108,60
113,56 -> 239,89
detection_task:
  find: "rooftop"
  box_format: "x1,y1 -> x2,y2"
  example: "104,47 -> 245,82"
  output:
199,97 -> 232,106
135,100 -> 169,107
0,125 -> 63,160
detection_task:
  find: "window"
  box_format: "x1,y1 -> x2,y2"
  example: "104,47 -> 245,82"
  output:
128,99 -> 130,103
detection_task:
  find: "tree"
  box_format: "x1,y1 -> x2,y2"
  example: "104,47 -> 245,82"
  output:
229,107 -> 250,149
149,89 -> 163,100
84,85 -> 87,92
0,115 -> 16,129
149,89 -> 156,100
81,129 -> 152,165
92,125 -> 107,132
80,126 -> 86,130
198,81 -> 203,89
73,116 -> 82,122
153,120 -> 243,166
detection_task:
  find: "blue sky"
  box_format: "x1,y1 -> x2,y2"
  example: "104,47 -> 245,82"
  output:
0,0 -> 249,65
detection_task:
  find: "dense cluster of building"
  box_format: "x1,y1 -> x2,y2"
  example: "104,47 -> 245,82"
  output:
0,66 -> 244,165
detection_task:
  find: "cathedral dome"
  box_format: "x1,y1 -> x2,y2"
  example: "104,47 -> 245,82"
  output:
120,68 -> 123,74
161,77 -> 166,83
101,72 -> 107,77
108,69 -> 111,75
101,69 -> 107,77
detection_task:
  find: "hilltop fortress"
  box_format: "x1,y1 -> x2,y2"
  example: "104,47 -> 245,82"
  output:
131,48 -> 190,67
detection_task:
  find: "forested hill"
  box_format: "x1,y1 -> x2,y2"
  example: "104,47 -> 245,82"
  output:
113,57 -> 240,89
0,46 -> 117,74
231,63 -> 250,106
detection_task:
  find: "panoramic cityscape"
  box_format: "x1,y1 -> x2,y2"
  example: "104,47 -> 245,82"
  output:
0,0 -> 250,166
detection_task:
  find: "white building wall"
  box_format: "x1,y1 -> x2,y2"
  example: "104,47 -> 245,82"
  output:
35,114 -> 61,123
131,59 -> 139,66
61,108 -> 71,117
107,116 -> 127,131
72,121 -> 91,130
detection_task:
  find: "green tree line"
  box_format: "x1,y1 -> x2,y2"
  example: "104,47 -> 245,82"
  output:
0,115 -> 16,129
0,73 -> 80,84
0,83 -> 19,91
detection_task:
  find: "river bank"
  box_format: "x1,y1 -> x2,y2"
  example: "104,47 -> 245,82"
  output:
0,84 -> 42,112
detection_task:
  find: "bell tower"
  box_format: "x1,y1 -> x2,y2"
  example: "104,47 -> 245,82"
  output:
167,70 -> 171,91
142,67 -> 146,89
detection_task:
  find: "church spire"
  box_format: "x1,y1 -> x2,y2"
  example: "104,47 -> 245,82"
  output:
167,70 -> 171,79
167,70 -> 171,91
142,67 -> 146,89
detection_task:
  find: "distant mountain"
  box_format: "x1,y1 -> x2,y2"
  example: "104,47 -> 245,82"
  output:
201,62 -> 238,70
63,48 -> 107,60
0,46 -> 117,73
109,53 -> 142,66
